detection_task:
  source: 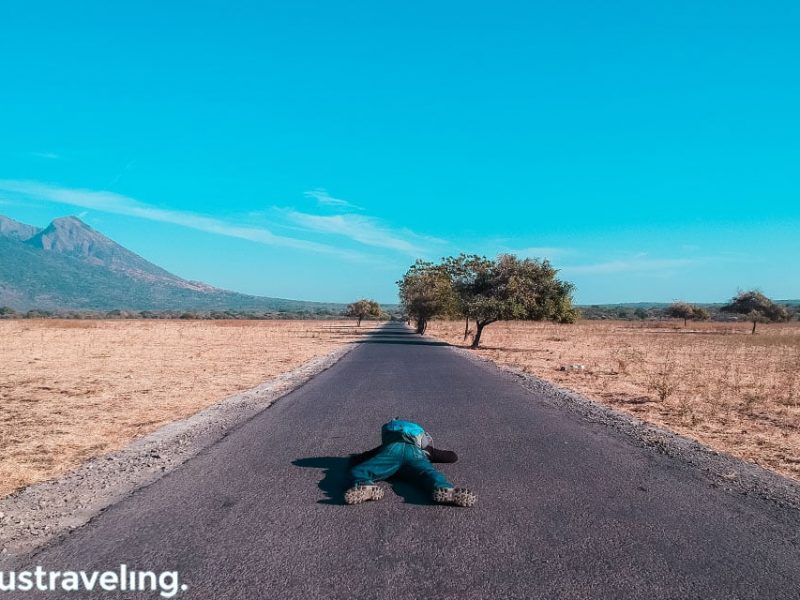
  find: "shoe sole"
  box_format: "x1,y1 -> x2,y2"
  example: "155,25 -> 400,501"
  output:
433,487 -> 477,507
344,485 -> 385,505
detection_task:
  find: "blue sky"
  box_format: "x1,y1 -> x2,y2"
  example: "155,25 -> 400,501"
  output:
1,0 -> 798,304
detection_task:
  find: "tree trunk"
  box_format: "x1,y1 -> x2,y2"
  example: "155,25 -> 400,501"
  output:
752,320 -> 757,334
416,318 -> 427,335
463,317 -> 470,341
684,317 -> 687,327
471,322 -> 486,349
357,316 -> 362,327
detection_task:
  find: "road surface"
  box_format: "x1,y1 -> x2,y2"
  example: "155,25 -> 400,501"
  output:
15,324 -> 800,599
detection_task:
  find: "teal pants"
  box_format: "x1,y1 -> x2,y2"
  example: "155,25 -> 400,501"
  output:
351,442 -> 453,490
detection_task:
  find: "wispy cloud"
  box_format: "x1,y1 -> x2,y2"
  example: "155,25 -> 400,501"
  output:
29,152 -> 60,160
0,179 -> 363,260
304,189 -> 362,210
285,210 -> 444,256
560,257 -> 697,274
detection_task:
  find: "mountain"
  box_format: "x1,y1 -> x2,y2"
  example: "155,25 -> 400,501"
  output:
25,217 -> 214,292
0,214 -> 344,313
0,215 -> 41,241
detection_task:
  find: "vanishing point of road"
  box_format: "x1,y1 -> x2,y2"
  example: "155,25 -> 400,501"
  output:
18,323 -> 800,599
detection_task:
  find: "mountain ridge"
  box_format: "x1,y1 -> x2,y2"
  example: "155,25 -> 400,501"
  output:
25,216 -> 214,291
0,215 -> 41,241
0,214 -> 345,313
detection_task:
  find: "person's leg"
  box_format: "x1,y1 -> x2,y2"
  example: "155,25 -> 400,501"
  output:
404,445 -> 477,508
350,443 -> 405,485
402,445 -> 454,490
345,443 -> 404,504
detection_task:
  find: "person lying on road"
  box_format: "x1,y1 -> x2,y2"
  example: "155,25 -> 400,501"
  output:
345,419 -> 477,507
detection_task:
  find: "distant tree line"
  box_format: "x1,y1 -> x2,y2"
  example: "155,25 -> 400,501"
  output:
3,289 -> 796,335
0,307 -> 381,321
581,290 -> 797,332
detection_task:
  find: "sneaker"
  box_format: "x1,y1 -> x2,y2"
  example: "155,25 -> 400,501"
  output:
433,487 -> 477,507
344,484 -> 385,505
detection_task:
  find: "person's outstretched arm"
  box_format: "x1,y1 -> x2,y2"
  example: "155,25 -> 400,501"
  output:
425,447 -> 458,463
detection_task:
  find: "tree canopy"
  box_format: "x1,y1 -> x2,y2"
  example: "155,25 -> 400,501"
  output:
441,254 -> 494,340
397,260 -> 456,334
665,302 -> 710,326
463,254 -> 578,347
345,298 -> 381,326
398,253 -> 578,346
721,290 -> 790,333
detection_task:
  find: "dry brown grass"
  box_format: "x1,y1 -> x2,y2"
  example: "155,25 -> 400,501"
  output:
427,319 -> 800,481
0,319 -> 376,497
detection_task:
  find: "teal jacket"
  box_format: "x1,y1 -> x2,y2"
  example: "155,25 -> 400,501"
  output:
348,419 -> 458,466
380,419 -> 433,449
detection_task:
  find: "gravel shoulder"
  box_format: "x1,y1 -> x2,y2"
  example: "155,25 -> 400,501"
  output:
0,343 -> 355,561
451,345 -> 800,514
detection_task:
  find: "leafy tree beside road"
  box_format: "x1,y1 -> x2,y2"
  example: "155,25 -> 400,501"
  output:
398,254 -> 578,347
397,261 -> 456,334
461,254 -> 579,348
441,254 -> 493,340
345,298 -> 381,326
721,290 -> 790,334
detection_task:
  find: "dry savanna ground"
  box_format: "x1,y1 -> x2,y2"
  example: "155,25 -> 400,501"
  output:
427,319 -> 800,482
0,319 -> 376,497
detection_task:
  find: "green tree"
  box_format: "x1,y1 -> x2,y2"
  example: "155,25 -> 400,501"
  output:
463,254 -> 578,348
633,307 -> 649,320
665,301 -> 708,326
397,260 -> 457,334
721,290 -> 790,334
345,298 -> 381,326
441,253 -> 494,340
692,306 -> 710,322
398,254 -> 578,344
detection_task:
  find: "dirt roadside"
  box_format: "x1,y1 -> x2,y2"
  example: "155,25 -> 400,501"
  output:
5,334 -> 798,564
0,343 -> 355,562
426,319 -> 800,482
453,346 -> 800,514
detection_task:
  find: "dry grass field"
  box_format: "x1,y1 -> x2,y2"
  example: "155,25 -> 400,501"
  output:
427,319 -> 800,482
0,319 -> 375,497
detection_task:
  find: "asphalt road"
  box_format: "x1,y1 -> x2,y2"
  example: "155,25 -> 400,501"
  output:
15,323 -> 800,599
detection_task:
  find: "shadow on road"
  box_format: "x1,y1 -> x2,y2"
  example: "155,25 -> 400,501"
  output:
346,324 -> 451,347
388,470 -> 436,505
357,331 -> 450,346
292,457 -> 436,505
292,456 -> 351,505
355,339 -> 450,346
